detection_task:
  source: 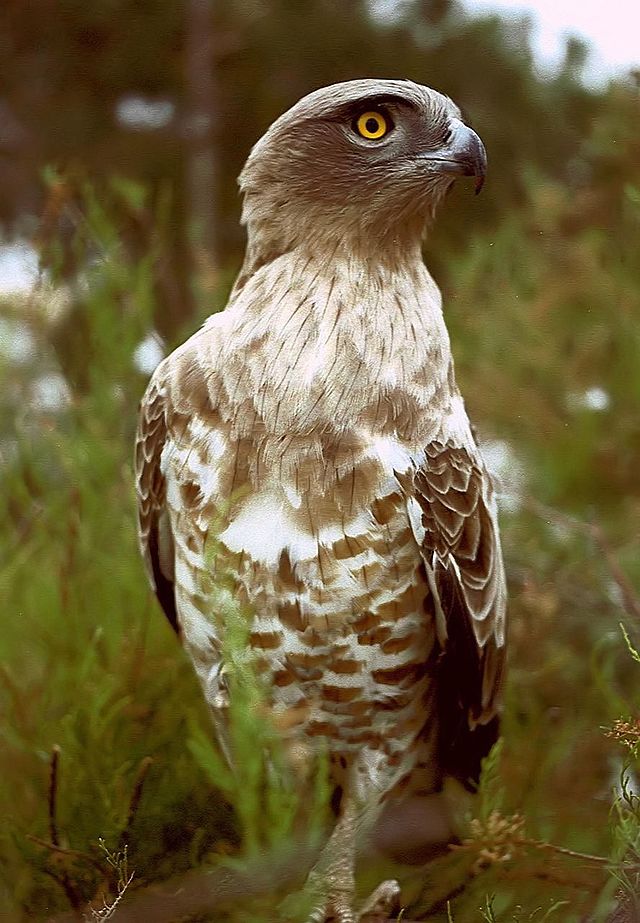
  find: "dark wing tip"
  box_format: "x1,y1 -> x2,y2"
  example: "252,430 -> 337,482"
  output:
147,523 -> 180,635
433,563 -> 504,788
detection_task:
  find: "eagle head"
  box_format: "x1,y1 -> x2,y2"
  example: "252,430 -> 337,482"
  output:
239,78 -> 486,258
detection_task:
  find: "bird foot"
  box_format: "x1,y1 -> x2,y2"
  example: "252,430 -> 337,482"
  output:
305,879 -> 401,923
357,879 -> 401,921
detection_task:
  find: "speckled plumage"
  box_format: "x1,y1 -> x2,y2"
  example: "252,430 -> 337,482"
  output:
135,78 -> 506,921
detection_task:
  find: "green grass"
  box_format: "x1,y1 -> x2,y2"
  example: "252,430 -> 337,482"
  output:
1,174 -> 639,920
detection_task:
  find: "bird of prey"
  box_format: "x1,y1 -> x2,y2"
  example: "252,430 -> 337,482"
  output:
135,78 -> 506,922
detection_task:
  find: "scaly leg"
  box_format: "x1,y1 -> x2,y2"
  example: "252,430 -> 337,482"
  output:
305,795 -> 400,923
306,795 -> 357,922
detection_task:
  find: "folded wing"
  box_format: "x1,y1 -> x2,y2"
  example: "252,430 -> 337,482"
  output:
408,439 -> 507,786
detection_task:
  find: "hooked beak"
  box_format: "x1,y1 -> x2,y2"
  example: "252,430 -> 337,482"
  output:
417,119 -> 487,194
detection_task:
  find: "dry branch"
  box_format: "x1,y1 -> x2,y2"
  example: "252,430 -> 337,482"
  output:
41,746 -> 83,912
117,756 -> 153,853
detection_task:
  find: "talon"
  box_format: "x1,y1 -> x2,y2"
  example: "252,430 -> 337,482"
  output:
358,879 -> 401,921
326,893 -> 357,923
307,908 -> 328,923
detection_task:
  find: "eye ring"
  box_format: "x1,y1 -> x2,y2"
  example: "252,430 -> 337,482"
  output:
355,110 -> 391,140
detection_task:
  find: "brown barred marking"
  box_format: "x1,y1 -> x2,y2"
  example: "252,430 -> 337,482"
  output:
277,549 -> 303,591
291,663 -> 323,681
381,633 -> 417,655
375,580 -> 421,620
306,721 -> 336,737
371,662 -> 422,685
341,716 -> 370,730
277,599 -> 306,631
357,625 -> 393,646
375,691 -> 414,711
351,611 -> 380,633
331,658 -> 362,674
286,651 -> 326,670
332,534 -> 364,560
371,492 -> 403,525
249,630 -> 283,650
356,560 -> 386,586
273,669 -> 297,687
332,533 -> 391,561
393,526 -> 414,548
393,712 -> 427,736
321,684 -> 363,704
180,480 -> 203,508
300,627 -> 325,648
342,699 -> 372,717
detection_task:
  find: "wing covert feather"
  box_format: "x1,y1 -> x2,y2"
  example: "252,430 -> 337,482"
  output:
409,439 -> 507,785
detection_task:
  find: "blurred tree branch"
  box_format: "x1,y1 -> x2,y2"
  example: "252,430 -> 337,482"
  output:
525,499 -> 640,623
185,0 -> 219,288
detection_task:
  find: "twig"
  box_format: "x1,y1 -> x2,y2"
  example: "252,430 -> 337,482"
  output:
522,838 -> 611,866
498,863 -> 602,893
34,753 -> 154,917
118,756 -> 153,853
41,746 -> 83,911
49,745 -> 61,846
42,869 -> 84,922
26,835 -> 105,875
86,870 -> 135,922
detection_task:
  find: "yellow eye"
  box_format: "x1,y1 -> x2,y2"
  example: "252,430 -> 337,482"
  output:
355,111 -> 389,140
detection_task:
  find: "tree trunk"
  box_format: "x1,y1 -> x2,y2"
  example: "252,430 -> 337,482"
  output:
185,0 -> 218,290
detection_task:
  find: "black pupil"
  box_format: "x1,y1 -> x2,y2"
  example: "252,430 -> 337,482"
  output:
365,117 -> 381,134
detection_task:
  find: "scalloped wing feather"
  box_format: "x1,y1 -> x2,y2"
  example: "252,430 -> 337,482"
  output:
412,440 -> 507,733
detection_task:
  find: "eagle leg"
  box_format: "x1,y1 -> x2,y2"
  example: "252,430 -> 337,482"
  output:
305,794 -> 357,922
304,795 -> 400,923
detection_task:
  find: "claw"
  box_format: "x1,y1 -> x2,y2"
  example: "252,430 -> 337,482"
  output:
358,879 -> 401,921
302,878 -> 401,922
307,906 -> 329,923
306,899 -> 355,923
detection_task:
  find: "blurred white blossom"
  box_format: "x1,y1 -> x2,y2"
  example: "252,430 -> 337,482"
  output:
134,331 -> 165,375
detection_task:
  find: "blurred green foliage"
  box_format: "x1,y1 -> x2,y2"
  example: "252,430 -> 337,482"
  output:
1,1 -> 640,920
2,0 -> 633,329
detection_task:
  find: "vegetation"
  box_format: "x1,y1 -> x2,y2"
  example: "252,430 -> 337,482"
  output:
1,1 -> 639,920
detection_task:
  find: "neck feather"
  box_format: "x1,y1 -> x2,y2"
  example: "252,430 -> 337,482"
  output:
232,191 -> 434,297
220,244 -> 452,445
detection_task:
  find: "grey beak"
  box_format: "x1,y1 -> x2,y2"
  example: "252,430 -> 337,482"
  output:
418,119 -> 487,193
